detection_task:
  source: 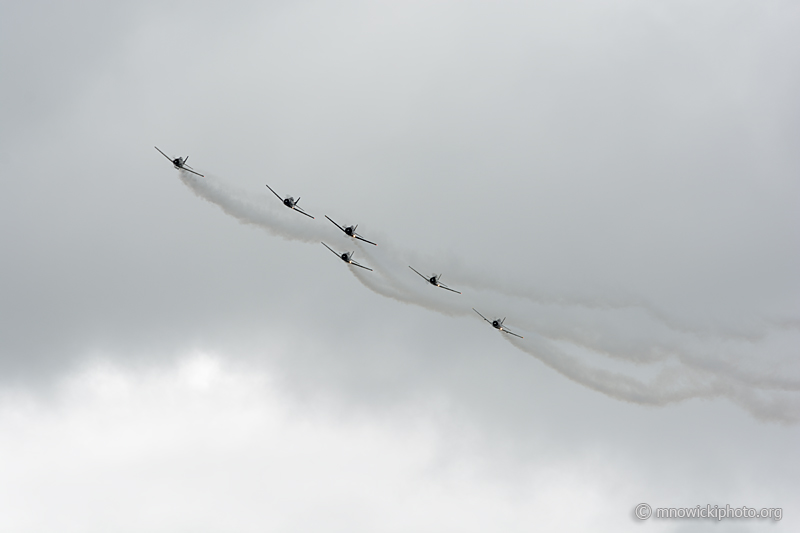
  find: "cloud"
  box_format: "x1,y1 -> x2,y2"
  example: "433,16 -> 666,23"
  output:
0,354 -> 639,533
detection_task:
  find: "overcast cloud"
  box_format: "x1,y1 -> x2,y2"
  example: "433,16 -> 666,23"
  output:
1,0 -> 799,531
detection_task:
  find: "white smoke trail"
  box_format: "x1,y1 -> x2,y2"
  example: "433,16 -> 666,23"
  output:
504,332 -> 800,423
352,234 -> 800,396
352,240 -> 469,318
179,171 -> 325,244
180,170 -> 800,421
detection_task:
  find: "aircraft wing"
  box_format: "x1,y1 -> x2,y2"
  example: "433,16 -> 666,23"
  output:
409,266 -> 429,281
321,242 -> 340,257
355,235 -> 377,246
181,167 -> 204,177
502,329 -> 524,339
350,261 -> 373,271
438,285 -> 462,294
293,206 -> 314,219
154,146 -> 172,161
325,215 -> 346,233
472,308 -> 492,324
265,184 -> 284,202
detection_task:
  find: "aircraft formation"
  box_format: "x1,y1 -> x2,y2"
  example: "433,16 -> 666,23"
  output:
156,147 -> 523,339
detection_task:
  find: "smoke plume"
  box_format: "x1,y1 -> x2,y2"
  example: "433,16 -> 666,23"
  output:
180,171 -> 800,422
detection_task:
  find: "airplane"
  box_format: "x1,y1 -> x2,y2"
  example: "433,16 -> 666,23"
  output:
472,308 -> 523,338
325,215 -> 377,245
265,184 -> 314,219
321,242 -> 372,271
408,266 -> 461,294
154,146 -> 204,177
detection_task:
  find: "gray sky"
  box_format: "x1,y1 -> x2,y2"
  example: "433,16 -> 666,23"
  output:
1,0 -> 799,531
